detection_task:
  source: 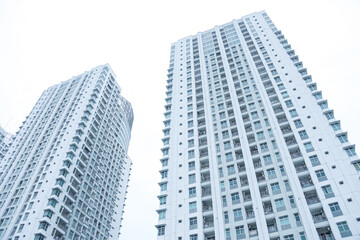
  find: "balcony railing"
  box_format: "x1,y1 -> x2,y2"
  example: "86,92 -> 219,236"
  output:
313,214 -> 327,223
306,196 -> 320,205
264,207 -> 273,215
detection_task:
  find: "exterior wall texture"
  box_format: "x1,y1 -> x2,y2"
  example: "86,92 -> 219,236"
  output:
156,11 -> 360,240
0,64 -> 133,240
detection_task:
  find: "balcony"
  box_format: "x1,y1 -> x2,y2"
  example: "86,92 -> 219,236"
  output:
281,126 -> 292,135
200,161 -> 210,170
243,192 -> 251,202
295,164 -> 308,173
201,173 -> 210,183
312,213 -> 327,223
277,117 -> 288,124
290,151 -> 303,160
202,187 -> 212,197
240,178 -> 249,187
253,161 -> 262,169
263,205 -> 273,215
256,173 -> 265,182
203,216 -> 214,228
237,164 -> 246,172
245,126 -> 253,133
202,200 -> 213,212
318,227 -> 335,240
306,195 -> 320,205
267,223 -> 278,233
260,188 -> 269,198
285,138 -> 297,147
246,209 -> 255,219
300,177 -> 314,188
248,225 -> 258,237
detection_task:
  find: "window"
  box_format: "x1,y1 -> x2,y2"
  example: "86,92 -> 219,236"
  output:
235,226 -> 245,237
34,234 -> 45,240
315,169 -> 327,181
330,122 -> 341,131
322,185 -> 334,198
298,130 -> 308,140
285,100 -> 293,108
324,111 -> 334,120
279,216 -> 291,230
51,188 -> 61,197
251,111 -> 259,119
329,202 -> 342,217
222,195 -> 227,207
223,211 -> 229,224
159,196 -> 167,205
337,134 -> 348,143
254,121 -> 262,129
189,187 -> 196,198
304,142 -> 314,152
188,150 -> 195,159
271,183 -> 281,194
294,119 -> 303,128
263,155 -> 272,165
160,170 -> 168,179
353,162 -> 360,172
284,235 -> 294,240
275,198 -> 285,210
289,109 -> 298,117
309,155 -> 320,166
189,217 -> 197,229
43,209 -> 53,219
345,147 -> 356,157
188,120 -> 194,127
47,199 -> 57,207
257,131 -> 265,140
225,228 -> 231,240
224,141 -> 231,150
38,221 -> 49,231
188,130 -> 194,137
188,174 -> 196,184
281,91 -> 289,98
157,225 -> 165,236
233,208 -> 243,221
319,101 -> 328,109
337,221 -> 352,237
158,210 -> 166,220
227,165 -> 235,175
189,202 -> 197,213
190,234 -> 198,240
161,159 -> 168,167
229,178 -> 238,189
188,161 -> 195,171
267,168 -> 276,179
160,183 -> 167,191
260,143 -> 269,152
231,192 -> 240,204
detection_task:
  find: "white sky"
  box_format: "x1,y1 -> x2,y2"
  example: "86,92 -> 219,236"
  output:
0,0 -> 359,239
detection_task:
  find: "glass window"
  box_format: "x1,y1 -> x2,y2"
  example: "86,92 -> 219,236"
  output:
158,210 -> 166,220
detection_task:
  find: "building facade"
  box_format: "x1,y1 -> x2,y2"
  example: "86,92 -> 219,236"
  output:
0,64 -> 133,240
156,11 -> 360,240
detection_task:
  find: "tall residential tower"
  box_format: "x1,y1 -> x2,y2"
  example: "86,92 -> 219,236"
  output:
0,64 -> 133,240
157,11 -> 360,240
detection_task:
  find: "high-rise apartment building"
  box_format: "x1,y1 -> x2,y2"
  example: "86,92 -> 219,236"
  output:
157,11 -> 360,240
0,64 -> 133,240
0,125 -> 13,162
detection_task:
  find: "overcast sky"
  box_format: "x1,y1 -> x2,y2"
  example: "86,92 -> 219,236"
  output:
0,0 -> 359,239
